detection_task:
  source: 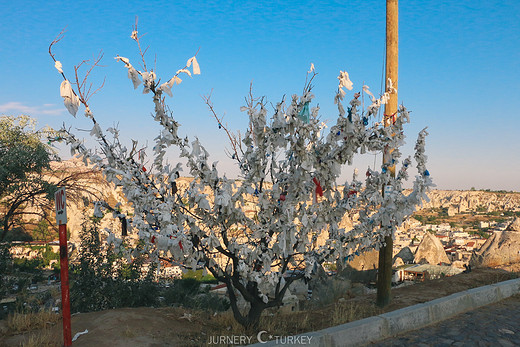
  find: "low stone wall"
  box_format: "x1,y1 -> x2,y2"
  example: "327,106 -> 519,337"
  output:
248,278 -> 520,346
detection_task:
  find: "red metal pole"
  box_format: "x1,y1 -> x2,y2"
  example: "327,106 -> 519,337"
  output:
59,223 -> 72,346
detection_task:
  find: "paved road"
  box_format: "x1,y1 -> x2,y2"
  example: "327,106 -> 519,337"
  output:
370,295 -> 520,347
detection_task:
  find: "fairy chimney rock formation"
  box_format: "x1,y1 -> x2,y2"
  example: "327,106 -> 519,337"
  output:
414,232 -> 451,265
470,229 -> 520,268
393,246 -> 415,265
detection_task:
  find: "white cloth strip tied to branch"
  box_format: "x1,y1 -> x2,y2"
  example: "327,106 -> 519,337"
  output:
115,56 -> 141,89
59,80 -> 80,116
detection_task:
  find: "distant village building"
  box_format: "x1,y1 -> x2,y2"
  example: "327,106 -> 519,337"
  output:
396,264 -> 463,282
480,221 -> 490,229
435,234 -> 449,245
465,241 -> 476,251
451,231 -> 470,239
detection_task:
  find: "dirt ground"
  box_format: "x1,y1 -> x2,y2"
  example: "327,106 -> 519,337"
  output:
1,266 -> 518,347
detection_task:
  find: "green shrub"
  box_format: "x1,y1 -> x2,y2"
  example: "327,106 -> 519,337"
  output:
13,258 -> 44,273
70,217 -> 159,313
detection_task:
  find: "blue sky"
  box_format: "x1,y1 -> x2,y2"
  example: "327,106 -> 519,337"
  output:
1,0 -> 519,191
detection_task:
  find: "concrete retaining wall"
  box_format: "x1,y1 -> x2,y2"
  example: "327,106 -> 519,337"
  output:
249,277 -> 520,346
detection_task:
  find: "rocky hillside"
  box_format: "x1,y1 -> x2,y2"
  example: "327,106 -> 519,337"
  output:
421,190 -> 520,215
40,159 -> 130,242
36,160 -> 520,241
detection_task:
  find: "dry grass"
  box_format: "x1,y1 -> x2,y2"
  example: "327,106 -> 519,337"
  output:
21,329 -> 60,347
332,300 -> 382,326
212,310 -> 243,332
7,310 -> 60,334
206,300 -> 381,340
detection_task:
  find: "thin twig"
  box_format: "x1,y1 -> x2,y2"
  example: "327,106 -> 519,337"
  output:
73,51 -> 105,108
202,92 -> 242,162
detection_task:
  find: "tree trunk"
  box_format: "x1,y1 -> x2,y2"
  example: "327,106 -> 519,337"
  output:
243,301 -> 264,332
376,235 -> 393,307
225,281 -> 265,331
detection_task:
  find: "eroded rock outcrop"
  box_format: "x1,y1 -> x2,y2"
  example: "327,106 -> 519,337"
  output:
414,232 -> 451,265
337,249 -> 379,283
470,230 -> 520,268
393,246 -> 414,265
345,249 -> 379,271
422,190 -> 520,215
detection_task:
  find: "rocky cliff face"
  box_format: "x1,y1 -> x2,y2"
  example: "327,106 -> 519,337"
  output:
421,190 -> 520,215
42,159 -> 131,242
38,160 -> 520,243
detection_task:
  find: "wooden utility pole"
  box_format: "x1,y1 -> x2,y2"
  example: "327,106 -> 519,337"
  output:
376,0 -> 398,308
